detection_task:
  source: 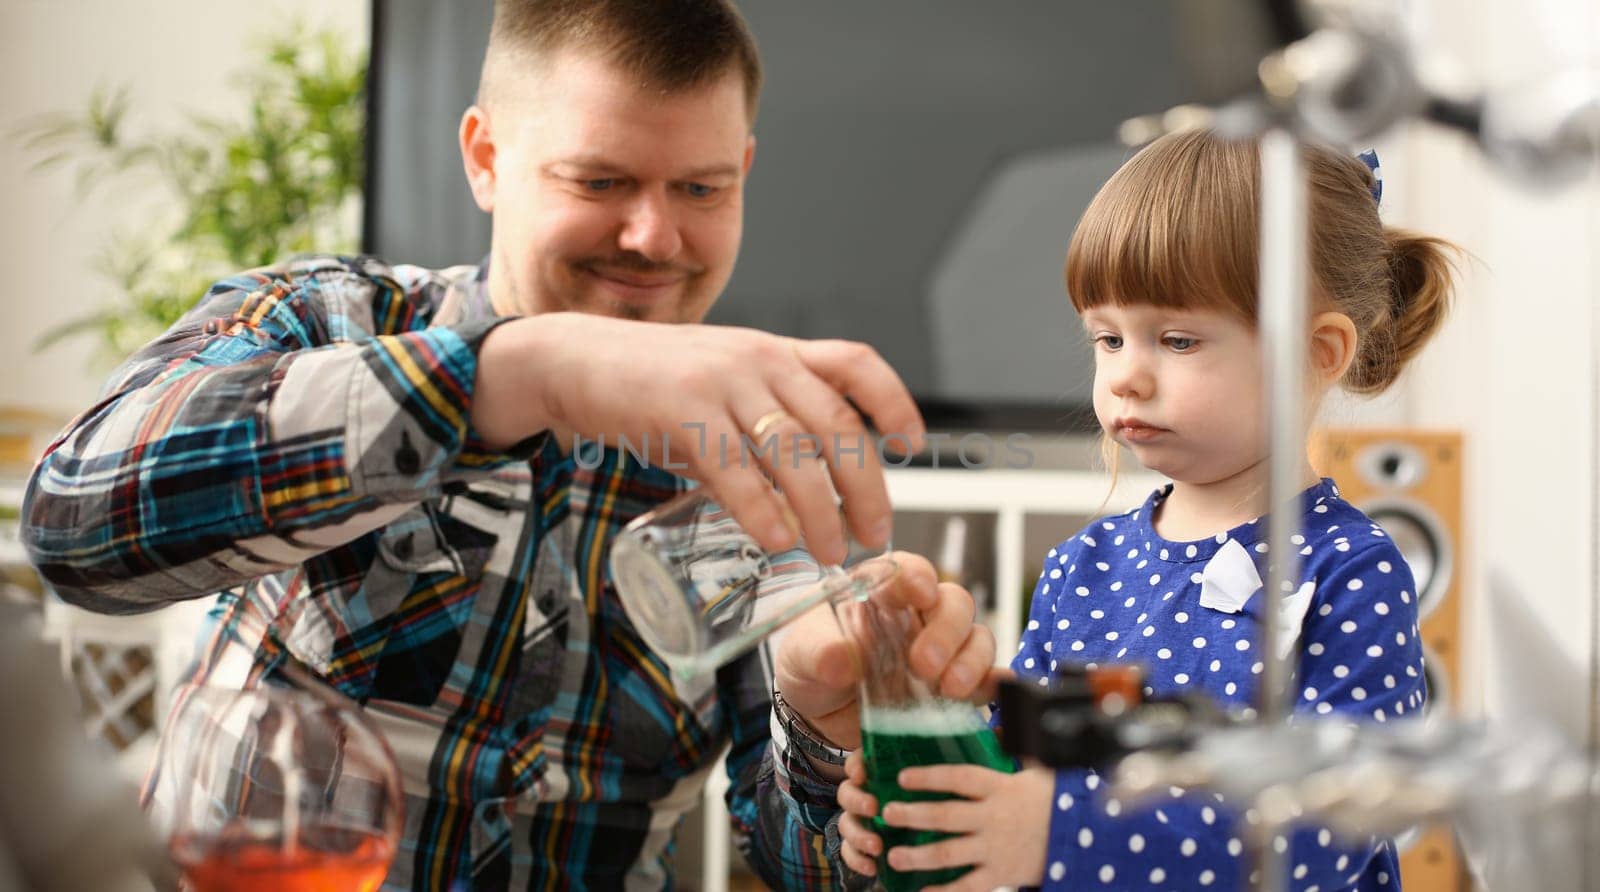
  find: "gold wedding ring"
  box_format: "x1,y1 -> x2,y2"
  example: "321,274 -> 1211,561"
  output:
750,409 -> 793,440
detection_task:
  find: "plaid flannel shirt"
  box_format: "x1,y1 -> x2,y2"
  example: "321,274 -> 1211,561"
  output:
23,255 -> 859,890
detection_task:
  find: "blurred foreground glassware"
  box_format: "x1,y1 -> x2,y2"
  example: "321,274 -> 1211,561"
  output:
143,671 -> 403,892
610,488 -> 898,678
833,592 -> 1015,892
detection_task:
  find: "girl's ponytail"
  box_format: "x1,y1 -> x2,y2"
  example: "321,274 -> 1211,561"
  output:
1343,230 -> 1457,395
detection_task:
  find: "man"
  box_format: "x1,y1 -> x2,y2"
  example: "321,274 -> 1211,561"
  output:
23,1 -> 999,889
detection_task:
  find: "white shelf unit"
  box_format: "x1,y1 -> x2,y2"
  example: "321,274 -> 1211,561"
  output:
884,467 -> 1161,660
696,466 -> 1163,891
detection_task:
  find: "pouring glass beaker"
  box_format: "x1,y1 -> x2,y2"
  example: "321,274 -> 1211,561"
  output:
609,488 -> 898,678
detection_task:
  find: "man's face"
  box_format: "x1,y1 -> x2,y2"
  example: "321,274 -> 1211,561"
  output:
463,49 -> 755,323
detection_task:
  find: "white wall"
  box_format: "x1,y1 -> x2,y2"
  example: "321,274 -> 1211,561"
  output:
0,0 -> 368,421
1327,0 -> 1598,887
1330,0 -> 1599,735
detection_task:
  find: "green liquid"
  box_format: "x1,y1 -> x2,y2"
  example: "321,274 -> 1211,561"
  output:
860,704 -> 1015,891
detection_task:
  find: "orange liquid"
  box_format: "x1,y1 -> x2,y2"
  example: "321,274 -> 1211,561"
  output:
173,829 -> 393,892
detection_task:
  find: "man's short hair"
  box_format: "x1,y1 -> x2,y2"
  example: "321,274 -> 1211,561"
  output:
479,0 -> 763,120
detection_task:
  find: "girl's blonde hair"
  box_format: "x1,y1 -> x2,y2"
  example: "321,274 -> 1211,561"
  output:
1065,128 -> 1455,396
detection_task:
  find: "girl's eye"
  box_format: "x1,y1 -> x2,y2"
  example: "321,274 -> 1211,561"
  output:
585,178 -> 616,192
1164,336 -> 1197,352
1095,334 -> 1123,350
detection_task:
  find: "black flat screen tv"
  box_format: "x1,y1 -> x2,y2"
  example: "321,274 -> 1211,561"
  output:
364,1 -> 1262,432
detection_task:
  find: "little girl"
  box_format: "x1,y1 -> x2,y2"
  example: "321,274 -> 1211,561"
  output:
835,128 -> 1456,891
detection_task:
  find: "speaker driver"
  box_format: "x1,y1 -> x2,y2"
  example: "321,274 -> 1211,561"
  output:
1361,498 -> 1455,622
1356,441 -> 1429,489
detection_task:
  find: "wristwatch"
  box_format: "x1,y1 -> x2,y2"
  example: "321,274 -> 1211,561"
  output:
771,690 -> 851,766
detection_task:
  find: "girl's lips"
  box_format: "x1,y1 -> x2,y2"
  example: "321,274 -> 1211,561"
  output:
1118,423 -> 1169,444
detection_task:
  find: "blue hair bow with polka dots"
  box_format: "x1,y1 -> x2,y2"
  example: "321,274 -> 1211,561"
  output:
1356,149 -> 1383,205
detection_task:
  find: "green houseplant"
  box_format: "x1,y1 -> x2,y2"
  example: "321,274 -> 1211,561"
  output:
15,26 -> 366,363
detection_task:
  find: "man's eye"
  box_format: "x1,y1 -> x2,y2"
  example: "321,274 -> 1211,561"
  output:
1095,334 -> 1123,350
1165,336 -> 1197,352
685,182 -> 717,198
584,178 -> 616,192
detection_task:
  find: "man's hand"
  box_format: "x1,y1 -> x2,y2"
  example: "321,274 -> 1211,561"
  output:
472,313 -> 925,566
773,552 -> 1001,749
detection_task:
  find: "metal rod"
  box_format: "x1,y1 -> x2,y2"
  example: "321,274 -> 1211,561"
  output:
1585,141 -> 1600,892
1252,125 -> 1310,892
1256,127 -> 1308,721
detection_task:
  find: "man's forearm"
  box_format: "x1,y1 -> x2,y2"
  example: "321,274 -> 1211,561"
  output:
24,270 -> 520,611
469,314 -> 568,451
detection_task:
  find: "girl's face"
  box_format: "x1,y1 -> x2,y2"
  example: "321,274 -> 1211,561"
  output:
1083,302 -> 1267,485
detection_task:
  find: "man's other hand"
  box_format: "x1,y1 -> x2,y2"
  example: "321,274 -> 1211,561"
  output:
772,551 -> 1001,749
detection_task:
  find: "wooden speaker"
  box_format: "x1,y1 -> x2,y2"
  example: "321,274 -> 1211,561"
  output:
1309,428 -> 1466,892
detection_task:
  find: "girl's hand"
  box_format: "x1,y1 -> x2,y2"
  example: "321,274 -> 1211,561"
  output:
836,750 -> 884,876
879,763 -> 1055,891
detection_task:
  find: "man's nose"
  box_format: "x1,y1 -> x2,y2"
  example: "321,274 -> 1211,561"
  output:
617,189 -> 683,262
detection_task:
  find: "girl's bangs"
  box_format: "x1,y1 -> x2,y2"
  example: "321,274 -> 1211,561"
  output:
1064,132 -> 1259,322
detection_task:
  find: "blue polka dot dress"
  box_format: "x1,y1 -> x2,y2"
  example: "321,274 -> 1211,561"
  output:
1011,478 -> 1426,891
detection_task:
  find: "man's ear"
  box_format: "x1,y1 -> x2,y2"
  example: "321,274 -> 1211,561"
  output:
743,134 -> 756,175
460,105 -> 496,213
1309,311 -> 1359,387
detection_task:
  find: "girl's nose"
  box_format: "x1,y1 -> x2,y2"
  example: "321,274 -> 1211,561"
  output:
1106,352 -> 1155,401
